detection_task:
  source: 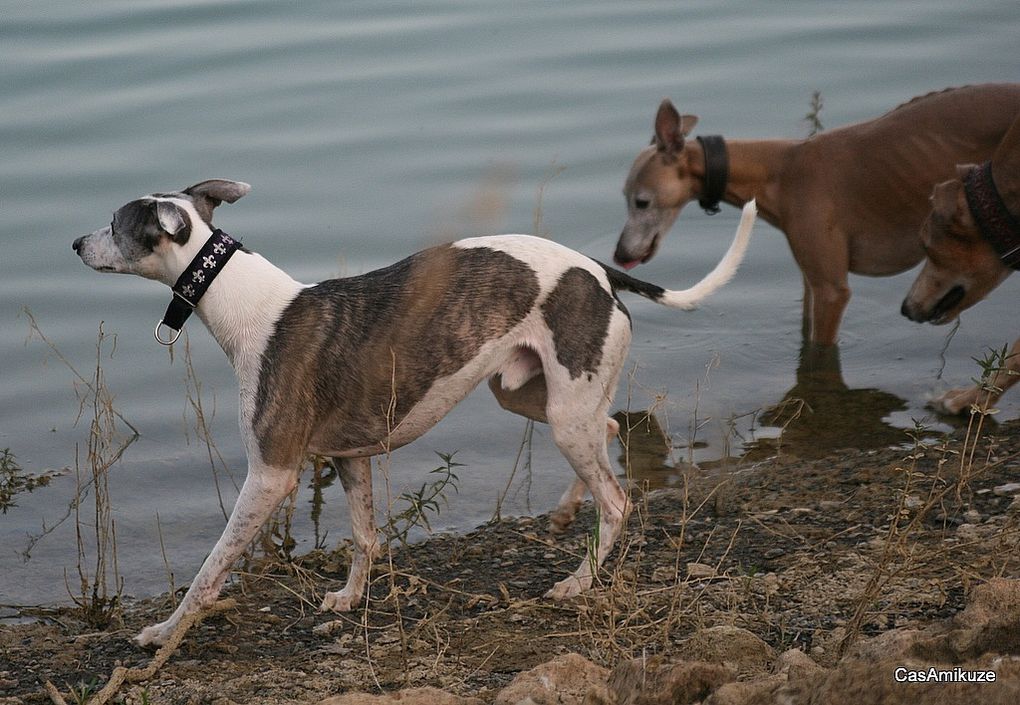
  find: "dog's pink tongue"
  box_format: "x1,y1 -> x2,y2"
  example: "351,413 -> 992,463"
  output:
618,259 -> 640,271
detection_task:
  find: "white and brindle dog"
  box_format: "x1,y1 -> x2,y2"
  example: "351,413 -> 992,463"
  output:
73,179 -> 756,646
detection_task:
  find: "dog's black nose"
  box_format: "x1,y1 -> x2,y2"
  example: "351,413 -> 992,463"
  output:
900,298 -> 912,320
72,236 -> 84,253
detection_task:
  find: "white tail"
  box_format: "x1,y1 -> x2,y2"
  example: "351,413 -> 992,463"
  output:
658,199 -> 756,309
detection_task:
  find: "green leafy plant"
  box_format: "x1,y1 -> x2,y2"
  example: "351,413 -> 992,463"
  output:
0,448 -> 57,513
385,451 -> 462,544
804,90 -> 824,136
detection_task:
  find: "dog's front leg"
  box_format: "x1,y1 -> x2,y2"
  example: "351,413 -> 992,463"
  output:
321,456 -> 378,612
135,467 -> 298,647
934,336 -> 1020,414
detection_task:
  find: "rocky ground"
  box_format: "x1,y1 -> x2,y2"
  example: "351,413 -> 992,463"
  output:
4,415 -> 1020,704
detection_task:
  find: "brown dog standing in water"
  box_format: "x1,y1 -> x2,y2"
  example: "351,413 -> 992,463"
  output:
615,84 -> 1020,346
902,113 -> 1020,413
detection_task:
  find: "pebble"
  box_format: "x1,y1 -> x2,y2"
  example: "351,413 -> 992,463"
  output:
650,566 -> 676,583
764,548 -> 786,560
993,482 -> 1020,496
312,620 -> 344,636
956,524 -> 981,541
686,562 -> 717,579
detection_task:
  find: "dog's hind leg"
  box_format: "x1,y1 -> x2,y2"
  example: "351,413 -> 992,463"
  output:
542,359 -> 630,598
135,465 -> 299,646
321,456 -> 378,613
544,404 -> 629,599
549,416 -> 619,533
488,372 -> 620,532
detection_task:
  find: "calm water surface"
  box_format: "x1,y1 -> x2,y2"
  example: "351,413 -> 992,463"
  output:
2,0 -> 1018,606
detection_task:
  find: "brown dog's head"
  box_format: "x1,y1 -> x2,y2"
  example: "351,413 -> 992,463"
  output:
614,99 -> 700,269
901,166 -> 1010,324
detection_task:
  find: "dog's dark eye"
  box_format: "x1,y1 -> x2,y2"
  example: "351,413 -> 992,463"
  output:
634,198 -> 650,210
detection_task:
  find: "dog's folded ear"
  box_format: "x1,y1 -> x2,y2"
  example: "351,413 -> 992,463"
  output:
156,200 -> 190,244
183,179 -> 252,224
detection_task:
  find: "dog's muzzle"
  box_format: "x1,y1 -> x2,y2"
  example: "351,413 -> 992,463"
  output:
902,285 -> 965,323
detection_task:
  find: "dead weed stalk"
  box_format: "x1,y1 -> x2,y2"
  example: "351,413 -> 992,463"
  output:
66,321 -> 137,629
22,310 -> 137,628
178,334 -> 238,520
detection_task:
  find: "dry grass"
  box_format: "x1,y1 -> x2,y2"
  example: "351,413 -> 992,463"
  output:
22,310 -> 138,629
838,347 -> 1020,655
16,332 -> 1020,702
67,322 -> 135,629
178,333 -> 239,521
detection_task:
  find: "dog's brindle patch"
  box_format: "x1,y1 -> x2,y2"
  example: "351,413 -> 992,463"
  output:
540,267 -> 616,380
253,245 -> 540,467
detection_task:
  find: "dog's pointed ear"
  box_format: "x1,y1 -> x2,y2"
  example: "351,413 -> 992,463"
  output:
930,179 -> 963,220
183,179 -> 252,224
155,200 -> 190,244
653,100 -> 698,154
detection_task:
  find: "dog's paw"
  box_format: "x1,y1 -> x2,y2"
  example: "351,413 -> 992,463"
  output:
134,620 -> 175,648
545,575 -> 588,600
931,386 -> 988,416
320,589 -> 358,613
548,507 -> 577,534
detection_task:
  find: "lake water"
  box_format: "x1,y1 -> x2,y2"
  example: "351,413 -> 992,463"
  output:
2,0 -> 1018,607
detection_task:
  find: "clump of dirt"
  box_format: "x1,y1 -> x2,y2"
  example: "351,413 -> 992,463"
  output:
3,419 -> 1020,704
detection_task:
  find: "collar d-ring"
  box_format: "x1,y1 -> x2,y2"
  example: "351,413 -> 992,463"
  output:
154,320 -> 183,346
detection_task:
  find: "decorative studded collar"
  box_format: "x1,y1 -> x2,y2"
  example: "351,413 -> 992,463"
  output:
155,229 -> 242,345
963,161 -> 1020,270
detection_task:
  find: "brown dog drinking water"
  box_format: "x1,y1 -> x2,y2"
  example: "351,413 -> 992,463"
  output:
902,113 -> 1020,413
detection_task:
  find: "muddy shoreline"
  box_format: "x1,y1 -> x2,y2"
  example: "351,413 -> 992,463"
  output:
4,417 -> 1020,704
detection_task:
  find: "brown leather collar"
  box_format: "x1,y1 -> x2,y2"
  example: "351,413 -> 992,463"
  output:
695,135 -> 728,215
963,161 -> 1020,270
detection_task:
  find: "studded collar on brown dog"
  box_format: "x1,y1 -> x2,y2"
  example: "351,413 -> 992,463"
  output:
964,161 -> 1020,270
